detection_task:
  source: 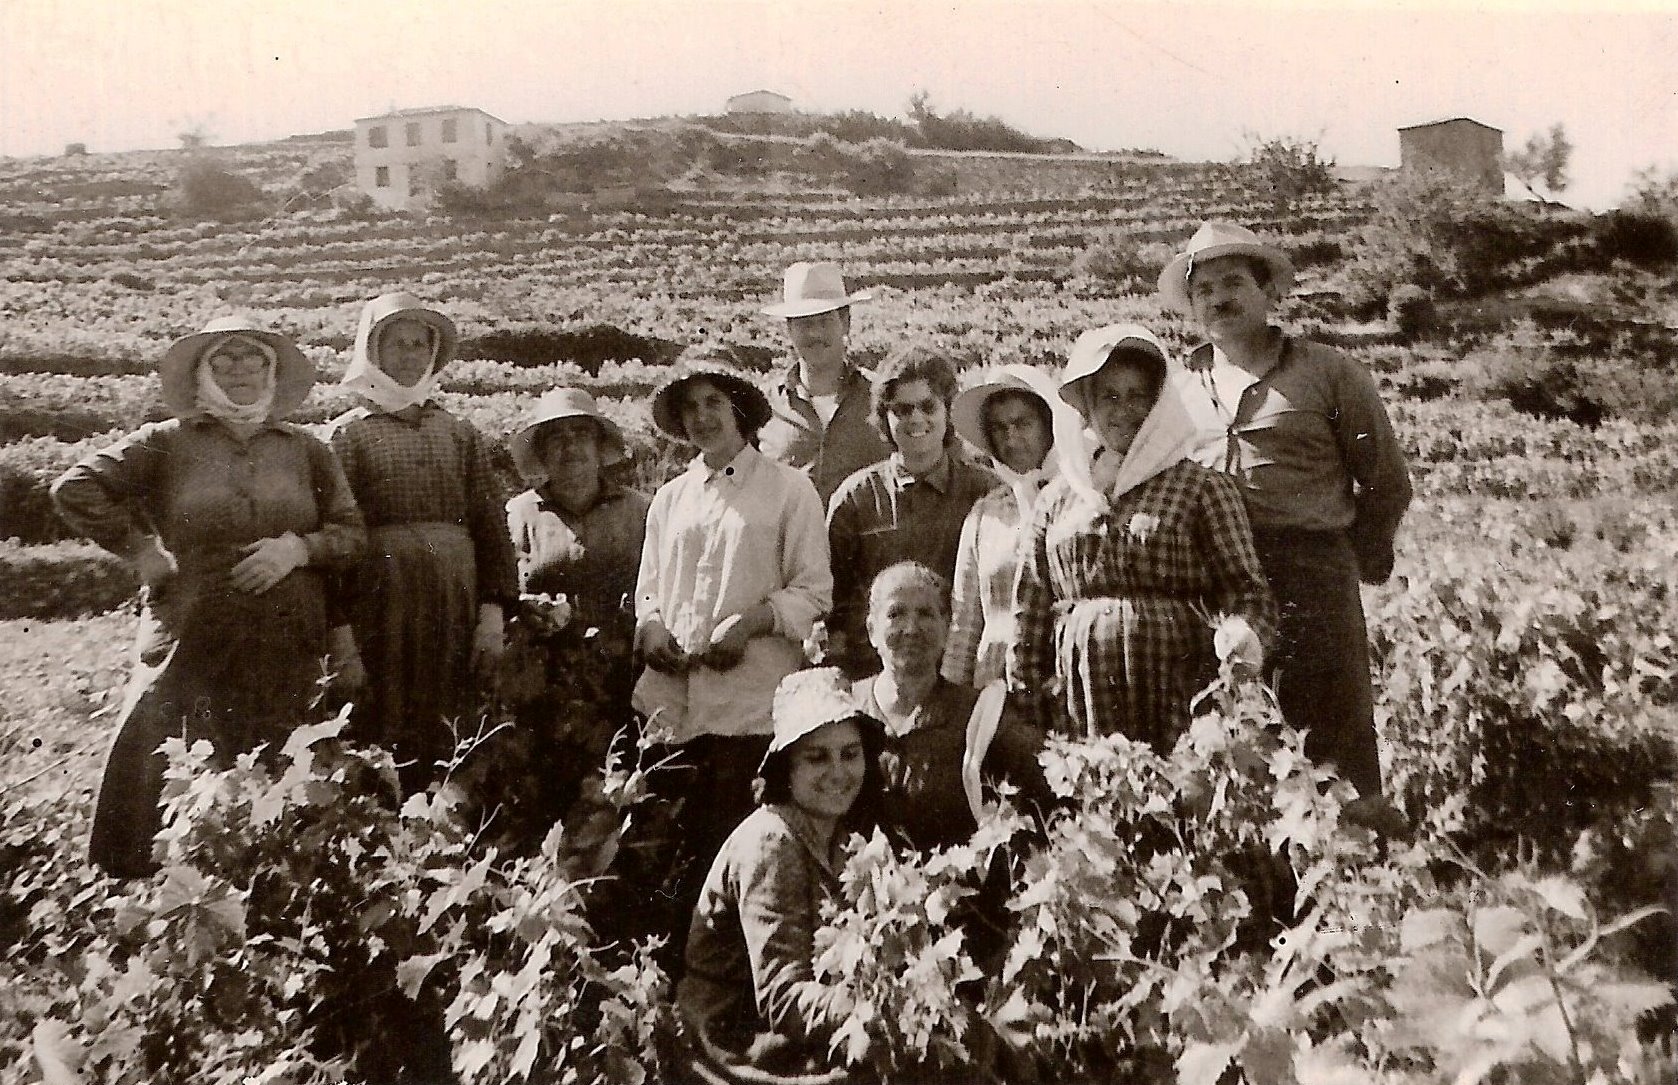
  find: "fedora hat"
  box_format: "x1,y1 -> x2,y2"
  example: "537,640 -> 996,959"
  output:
1156,221 -> 1295,315
510,388 -> 629,479
1058,324 -> 1170,409
159,316 -> 314,420
758,667 -> 876,773
760,261 -> 873,319
651,360 -> 773,444
950,364 -> 1060,460
356,291 -> 459,370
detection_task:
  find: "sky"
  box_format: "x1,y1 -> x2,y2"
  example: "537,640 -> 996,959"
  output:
2,0 -> 1675,208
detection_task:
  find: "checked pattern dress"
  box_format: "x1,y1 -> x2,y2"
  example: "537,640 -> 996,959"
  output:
1008,461 -> 1274,748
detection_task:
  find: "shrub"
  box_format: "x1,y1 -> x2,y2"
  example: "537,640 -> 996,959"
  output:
1591,209 -> 1678,268
169,157 -> 269,221
1239,131 -> 1337,216
458,324 -> 684,375
839,138 -> 918,196
1461,337 -> 1605,428
0,540 -> 134,619
1342,170 -> 1584,314
1387,282 -> 1440,341
1066,231 -> 1159,291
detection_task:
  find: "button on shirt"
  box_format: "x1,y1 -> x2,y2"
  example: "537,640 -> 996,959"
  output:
1173,337 -> 1412,580
633,445 -> 832,740
826,451 -> 997,675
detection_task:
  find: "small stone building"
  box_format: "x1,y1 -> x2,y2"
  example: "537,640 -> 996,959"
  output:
1398,117 -> 1504,196
726,90 -> 793,115
353,106 -> 509,211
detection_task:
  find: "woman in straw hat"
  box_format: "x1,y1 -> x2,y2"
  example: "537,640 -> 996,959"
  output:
634,357 -> 832,870
327,292 -> 517,794
1007,324 -> 1274,748
678,667 -> 883,1082
943,363 -> 1064,690
51,316 -> 367,877
1159,222 -> 1412,800
506,387 -> 649,632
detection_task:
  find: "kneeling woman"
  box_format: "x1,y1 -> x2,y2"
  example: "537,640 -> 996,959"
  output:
679,668 -> 883,1081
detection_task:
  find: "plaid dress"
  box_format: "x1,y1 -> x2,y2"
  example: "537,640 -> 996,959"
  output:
330,405 -> 517,787
1008,461 -> 1274,748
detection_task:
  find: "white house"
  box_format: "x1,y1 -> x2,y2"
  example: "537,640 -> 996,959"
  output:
353,106 -> 509,211
725,90 -> 792,115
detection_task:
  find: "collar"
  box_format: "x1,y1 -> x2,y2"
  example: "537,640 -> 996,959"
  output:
781,359 -> 871,402
534,480 -> 628,518
887,450 -> 953,493
693,443 -> 760,484
1186,328 -> 1288,377
184,414 -> 289,435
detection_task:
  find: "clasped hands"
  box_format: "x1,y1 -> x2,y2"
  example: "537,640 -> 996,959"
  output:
636,608 -> 768,675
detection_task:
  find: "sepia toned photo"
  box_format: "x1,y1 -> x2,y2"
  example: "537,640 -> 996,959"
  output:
3,2 -> 1675,1082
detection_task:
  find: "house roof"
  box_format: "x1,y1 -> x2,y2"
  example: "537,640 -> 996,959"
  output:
1398,117 -> 1502,134
727,89 -> 791,101
355,105 -> 507,124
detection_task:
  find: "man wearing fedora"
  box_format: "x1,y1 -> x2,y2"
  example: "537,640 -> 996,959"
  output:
757,260 -> 891,508
1161,221 -> 1412,806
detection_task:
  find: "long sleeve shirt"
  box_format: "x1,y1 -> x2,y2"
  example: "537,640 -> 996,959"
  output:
677,804 -> 847,1049
328,404 -> 518,605
941,484 -> 1034,689
507,483 -> 650,614
1174,337 -> 1412,583
633,445 -> 832,740
757,362 -> 891,507
52,417 -> 365,575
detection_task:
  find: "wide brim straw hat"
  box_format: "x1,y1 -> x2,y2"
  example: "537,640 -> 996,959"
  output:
1057,324 -> 1170,410
950,363 -> 1060,459
510,387 -> 629,478
1156,221 -> 1295,315
760,260 -> 874,319
757,667 -> 880,774
159,315 -> 314,420
650,362 -> 773,444
360,291 -> 460,369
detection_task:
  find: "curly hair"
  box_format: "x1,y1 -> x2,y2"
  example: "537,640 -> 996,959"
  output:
869,344 -> 960,450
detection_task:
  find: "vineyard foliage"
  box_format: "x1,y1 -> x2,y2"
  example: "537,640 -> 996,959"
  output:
1,136 -> 1675,1081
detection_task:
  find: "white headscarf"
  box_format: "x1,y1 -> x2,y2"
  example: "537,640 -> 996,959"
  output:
973,366 -> 1065,521
194,334 -> 277,424
340,317 -> 441,414
1057,327 -> 1197,518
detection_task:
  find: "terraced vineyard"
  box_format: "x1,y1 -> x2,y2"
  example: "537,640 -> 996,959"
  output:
2,140 -> 1674,1083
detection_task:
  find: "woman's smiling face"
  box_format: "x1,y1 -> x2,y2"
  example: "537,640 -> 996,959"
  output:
787,719 -> 867,823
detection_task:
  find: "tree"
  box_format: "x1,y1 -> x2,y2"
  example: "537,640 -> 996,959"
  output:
1239,130 -> 1337,215
1506,123 -> 1572,202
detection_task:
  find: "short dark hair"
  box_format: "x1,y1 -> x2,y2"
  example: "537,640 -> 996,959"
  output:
870,344 -> 960,449
755,714 -> 886,836
981,389 -> 1054,453
680,375 -> 763,448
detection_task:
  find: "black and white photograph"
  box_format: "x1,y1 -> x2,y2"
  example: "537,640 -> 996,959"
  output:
2,1 -> 1675,1082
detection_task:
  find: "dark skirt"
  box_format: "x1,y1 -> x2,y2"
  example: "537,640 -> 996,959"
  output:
348,522 -> 478,791
89,569 -> 329,877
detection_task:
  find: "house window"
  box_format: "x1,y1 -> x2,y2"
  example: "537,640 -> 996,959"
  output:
408,170 -> 421,196
486,122 -> 493,144
406,122 -> 421,146
368,125 -> 387,148
374,166 -> 390,187
442,159 -> 458,181
442,118 -> 457,143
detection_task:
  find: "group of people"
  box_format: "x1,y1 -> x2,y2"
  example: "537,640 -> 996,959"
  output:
52,220 -> 1412,1080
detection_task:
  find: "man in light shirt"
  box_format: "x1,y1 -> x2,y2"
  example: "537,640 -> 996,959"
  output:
758,261 -> 891,507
